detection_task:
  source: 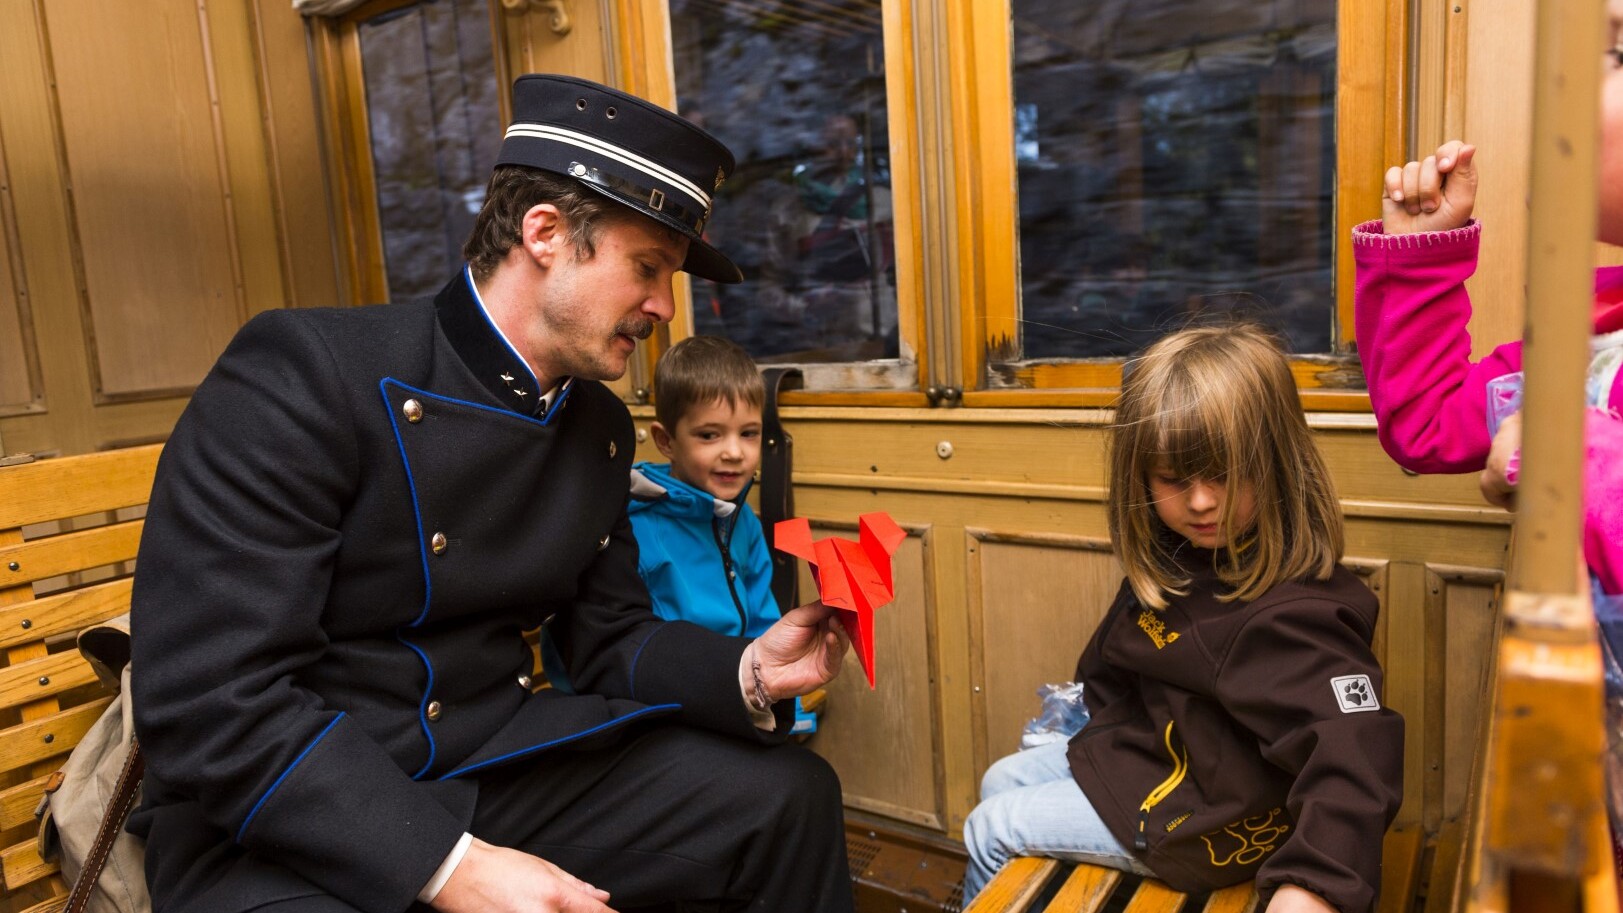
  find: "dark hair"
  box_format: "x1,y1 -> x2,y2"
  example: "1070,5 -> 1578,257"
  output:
462,166 -> 620,281
654,336 -> 766,429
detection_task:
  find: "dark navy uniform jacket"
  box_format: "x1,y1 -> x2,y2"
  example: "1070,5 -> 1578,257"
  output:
127,270 -> 794,913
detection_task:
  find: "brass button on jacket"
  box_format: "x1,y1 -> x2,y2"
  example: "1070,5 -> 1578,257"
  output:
430,532 -> 448,555
426,701 -> 442,722
402,399 -> 423,423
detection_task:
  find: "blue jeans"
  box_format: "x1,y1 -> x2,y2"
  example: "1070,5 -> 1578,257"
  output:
962,740 -> 1153,900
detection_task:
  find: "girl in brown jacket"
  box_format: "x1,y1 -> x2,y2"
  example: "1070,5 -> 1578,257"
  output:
964,324 -> 1404,913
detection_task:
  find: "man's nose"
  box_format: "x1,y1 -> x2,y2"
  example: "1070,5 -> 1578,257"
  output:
643,280 -> 677,324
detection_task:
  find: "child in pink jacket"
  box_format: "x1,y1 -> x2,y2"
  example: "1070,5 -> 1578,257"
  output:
1352,131 -> 1623,596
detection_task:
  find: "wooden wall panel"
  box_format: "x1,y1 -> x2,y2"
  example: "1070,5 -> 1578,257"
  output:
968,533 -> 1120,780
799,524 -> 943,828
0,133 -> 39,416
1433,567 -> 1499,825
45,0 -> 244,400
251,0 -> 341,311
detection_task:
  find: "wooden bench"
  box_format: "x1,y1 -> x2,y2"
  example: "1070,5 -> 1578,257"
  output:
0,444 -> 163,913
963,823 -> 1426,913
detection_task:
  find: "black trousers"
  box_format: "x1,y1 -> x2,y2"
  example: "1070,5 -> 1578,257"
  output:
251,725 -> 852,913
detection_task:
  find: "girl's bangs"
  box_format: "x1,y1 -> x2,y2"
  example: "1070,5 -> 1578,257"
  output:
1145,376 -> 1234,481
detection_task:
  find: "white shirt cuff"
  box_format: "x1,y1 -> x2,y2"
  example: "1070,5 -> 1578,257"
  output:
417,831 -> 474,904
740,649 -> 779,732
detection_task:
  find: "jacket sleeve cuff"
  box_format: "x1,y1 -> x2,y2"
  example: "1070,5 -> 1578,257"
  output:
1352,218 -> 1482,258
631,621 -> 792,740
237,716 -> 472,913
417,832 -> 475,904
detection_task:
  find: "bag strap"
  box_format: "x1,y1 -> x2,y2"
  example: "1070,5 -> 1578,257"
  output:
759,367 -> 802,613
64,738 -> 143,913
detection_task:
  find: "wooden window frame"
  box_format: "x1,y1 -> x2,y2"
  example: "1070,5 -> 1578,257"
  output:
950,0 -> 1410,412
620,0 -> 932,408
309,0 -> 514,309
625,0 -> 1409,411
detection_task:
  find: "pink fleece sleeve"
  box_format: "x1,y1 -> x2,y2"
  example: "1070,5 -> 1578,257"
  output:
1586,410 -> 1623,596
1353,220 -> 1523,473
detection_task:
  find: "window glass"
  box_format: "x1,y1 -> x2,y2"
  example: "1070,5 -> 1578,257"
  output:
1011,1 -> 1336,358
359,0 -> 502,303
670,0 -> 899,364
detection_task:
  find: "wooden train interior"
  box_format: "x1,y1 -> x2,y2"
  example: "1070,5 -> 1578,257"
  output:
1,0 -> 1620,910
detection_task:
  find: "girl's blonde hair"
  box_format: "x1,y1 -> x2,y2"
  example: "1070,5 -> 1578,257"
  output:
1109,322 -> 1343,608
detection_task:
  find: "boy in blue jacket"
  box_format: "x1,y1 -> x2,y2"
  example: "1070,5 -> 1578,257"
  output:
632,335 -> 817,733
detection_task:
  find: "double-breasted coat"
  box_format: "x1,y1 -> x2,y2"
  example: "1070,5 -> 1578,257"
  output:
128,271 -> 794,913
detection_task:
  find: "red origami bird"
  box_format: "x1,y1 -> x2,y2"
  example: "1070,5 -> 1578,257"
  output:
773,512 -> 905,688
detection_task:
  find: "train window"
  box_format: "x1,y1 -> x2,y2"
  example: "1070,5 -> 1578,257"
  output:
1008,0 -> 1337,360
310,0 -> 505,307
668,0 -> 911,383
356,0 -> 504,304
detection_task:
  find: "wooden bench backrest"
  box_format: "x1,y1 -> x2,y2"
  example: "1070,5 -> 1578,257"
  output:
0,445 -> 162,912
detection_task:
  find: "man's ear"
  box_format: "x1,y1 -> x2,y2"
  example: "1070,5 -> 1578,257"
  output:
650,421 -> 677,459
519,203 -> 564,268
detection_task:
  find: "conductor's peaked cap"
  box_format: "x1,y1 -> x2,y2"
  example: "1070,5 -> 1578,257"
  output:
495,74 -> 743,284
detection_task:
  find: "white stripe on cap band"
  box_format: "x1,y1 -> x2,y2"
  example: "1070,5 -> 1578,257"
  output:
504,123 -> 711,208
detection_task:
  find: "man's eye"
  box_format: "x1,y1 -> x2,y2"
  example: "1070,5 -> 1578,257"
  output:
636,262 -> 656,278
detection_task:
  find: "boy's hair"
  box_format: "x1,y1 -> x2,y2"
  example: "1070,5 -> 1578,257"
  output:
1109,322 -> 1344,608
462,166 -> 620,282
654,336 -> 766,429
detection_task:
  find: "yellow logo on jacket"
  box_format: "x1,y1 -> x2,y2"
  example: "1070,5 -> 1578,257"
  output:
1136,609 -> 1181,649
1200,808 -> 1291,867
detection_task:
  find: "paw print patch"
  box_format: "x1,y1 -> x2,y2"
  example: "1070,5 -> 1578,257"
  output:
1330,674 -> 1380,713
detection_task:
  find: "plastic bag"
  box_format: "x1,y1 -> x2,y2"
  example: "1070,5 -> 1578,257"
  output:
1020,681 -> 1089,750
1486,371 -> 1524,438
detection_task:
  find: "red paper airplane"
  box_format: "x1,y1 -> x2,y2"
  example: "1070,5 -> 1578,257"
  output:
774,512 -> 905,688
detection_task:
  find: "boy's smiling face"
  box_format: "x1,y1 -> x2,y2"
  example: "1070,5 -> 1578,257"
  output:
652,397 -> 763,502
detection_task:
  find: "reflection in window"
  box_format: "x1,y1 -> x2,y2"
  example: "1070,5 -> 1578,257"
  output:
1012,1 -> 1336,358
359,0 -> 502,304
671,0 -> 898,364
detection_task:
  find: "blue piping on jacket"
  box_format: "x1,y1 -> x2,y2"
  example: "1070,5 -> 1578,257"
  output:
237,712 -> 346,843
438,703 -> 681,780
627,623 -> 673,703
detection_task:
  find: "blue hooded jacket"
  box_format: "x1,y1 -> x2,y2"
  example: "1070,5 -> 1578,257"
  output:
627,461 -> 779,637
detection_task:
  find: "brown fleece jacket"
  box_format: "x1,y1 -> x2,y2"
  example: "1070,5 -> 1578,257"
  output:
1068,554 -> 1403,913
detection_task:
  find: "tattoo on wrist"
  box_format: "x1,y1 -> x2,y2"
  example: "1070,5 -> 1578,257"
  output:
748,644 -> 773,711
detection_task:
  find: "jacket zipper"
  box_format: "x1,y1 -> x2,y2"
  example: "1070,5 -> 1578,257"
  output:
712,515 -> 748,635
1135,720 -> 1188,851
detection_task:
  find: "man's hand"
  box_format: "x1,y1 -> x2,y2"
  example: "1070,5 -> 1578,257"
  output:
431,838 -> 616,913
1479,411 -> 1521,510
752,601 -> 850,701
1382,140 -> 1477,235
1265,884 -> 1337,913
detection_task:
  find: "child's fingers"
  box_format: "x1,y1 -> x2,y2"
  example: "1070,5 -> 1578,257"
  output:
1382,168 -> 1408,204
1401,160 -> 1423,215
1419,156 -> 1441,212
1435,139 -> 1469,172
1382,167 -> 1408,205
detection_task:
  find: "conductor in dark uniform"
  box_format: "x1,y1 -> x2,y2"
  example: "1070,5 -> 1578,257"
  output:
128,74 -> 854,913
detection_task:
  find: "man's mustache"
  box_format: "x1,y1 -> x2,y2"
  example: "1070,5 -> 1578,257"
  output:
616,319 -> 654,341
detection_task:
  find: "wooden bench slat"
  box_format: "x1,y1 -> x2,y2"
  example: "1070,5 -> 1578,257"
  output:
0,580 -> 132,652
0,521 -> 143,589
18,894 -> 67,913
963,856 -> 1062,913
0,447 -> 162,531
1200,883 -> 1259,913
1375,823 -> 1424,913
0,653 -> 98,714
0,700 -> 110,776
1043,863 -> 1122,913
1122,878 -> 1189,913
0,775 -> 54,833
0,839 -> 57,891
